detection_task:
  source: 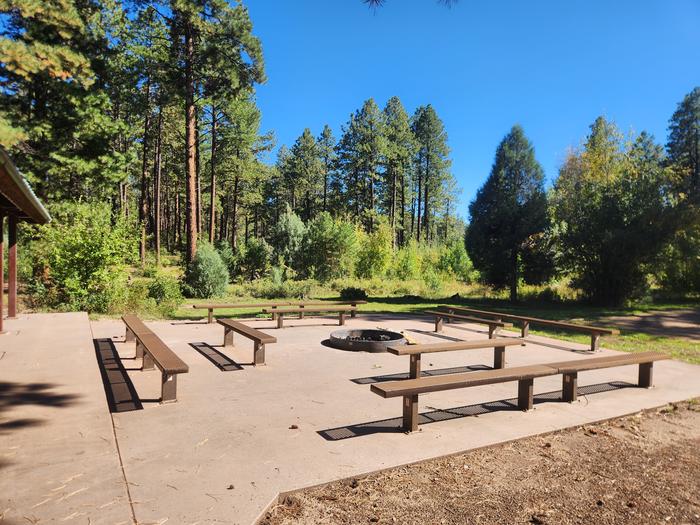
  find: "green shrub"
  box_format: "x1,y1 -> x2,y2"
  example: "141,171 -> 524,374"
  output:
269,206 -> 306,270
421,268 -> 444,296
239,237 -> 272,280
182,242 -> 229,298
355,221 -> 393,279
148,273 -> 183,316
438,240 -> 477,282
22,202 -> 137,313
339,286 -> 368,301
216,242 -> 238,280
392,241 -> 420,280
302,212 -> 357,281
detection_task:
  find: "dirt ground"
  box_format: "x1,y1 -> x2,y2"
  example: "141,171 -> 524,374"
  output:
262,400 -> 700,525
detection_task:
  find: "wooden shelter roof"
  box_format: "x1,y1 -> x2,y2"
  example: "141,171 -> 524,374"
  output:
0,148 -> 50,224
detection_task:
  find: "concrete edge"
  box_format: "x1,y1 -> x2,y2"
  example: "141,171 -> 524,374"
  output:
251,396 -> 698,525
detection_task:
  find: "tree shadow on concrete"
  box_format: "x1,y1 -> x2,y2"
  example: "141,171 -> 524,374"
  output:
318,381 -> 634,441
0,380 -> 80,469
93,338 -> 143,413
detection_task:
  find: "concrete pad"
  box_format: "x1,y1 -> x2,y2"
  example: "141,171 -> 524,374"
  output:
89,313 -> 700,525
0,313 -> 133,525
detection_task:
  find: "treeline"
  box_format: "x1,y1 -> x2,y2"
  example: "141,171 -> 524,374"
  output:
467,87 -> 700,306
0,0 -> 462,271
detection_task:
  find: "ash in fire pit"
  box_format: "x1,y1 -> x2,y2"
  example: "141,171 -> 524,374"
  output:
328,329 -> 407,353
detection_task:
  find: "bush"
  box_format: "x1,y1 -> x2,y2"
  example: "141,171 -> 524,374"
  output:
182,242 -> 229,298
339,286 -> 368,301
216,242 -> 237,280
392,241 -> 420,280
269,206 -> 306,270
355,221 -> 393,279
22,202 -> 137,313
437,240 -> 477,282
239,237 -> 272,280
302,212 -> 357,281
148,273 -> 183,316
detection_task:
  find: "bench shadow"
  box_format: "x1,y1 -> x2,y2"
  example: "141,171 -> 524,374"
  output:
189,342 -> 244,371
350,364 -> 493,385
170,320 -> 209,325
318,381 -> 634,441
94,338 -> 143,413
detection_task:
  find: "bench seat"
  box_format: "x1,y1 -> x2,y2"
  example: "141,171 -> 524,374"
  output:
386,337 -> 526,371
442,306 -> 620,351
370,351 -> 669,432
121,315 -> 188,403
262,306 -> 356,328
425,310 -> 512,337
217,319 -> 277,365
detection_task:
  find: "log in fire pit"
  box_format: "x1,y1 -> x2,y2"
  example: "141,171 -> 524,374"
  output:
328,329 -> 407,353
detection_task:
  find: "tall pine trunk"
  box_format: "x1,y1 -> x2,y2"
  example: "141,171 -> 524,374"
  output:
423,153 -> 430,242
139,77 -> 151,267
184,15 -> 198,262
208,105 -> 217,243
153,104 -> 163,266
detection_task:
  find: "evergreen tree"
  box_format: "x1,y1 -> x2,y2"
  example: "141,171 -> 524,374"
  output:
0,0 -> 129,200
288,128 -> 323,220
552,118 -> 676,305
382,96 -> 417,246
466,125 -> 550,302
317,125 -> 337,213
667,87 -> 700,201
411,105 -> 451,242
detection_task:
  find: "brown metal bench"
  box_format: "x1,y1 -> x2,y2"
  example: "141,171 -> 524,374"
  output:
216,319 -> 277,365
122,314 -> 188,403
442,306 -> 619,351
425,310 -> 512,338
386,337 -> 526,375
261,305 -> 357,328
371,351 -> 669,431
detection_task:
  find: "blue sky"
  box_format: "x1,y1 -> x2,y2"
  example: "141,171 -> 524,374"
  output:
245,0 -> 700,220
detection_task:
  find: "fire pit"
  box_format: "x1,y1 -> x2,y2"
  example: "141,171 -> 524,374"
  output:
327,329 -> 407,353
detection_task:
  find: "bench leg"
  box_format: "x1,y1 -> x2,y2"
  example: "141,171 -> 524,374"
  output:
521,321 -> 529,338
208,309 -> 214,324
350,303 -> 357,318
161,373 -> 177,403
590,333 -> 600,352
339,312 -> 346,326
299,307 -> 304,320
271,312 -> 277,321
493,346 -> 506,369
409,354 -> 421,379
563,372 -> 578,402
403,394 -> 419,432
638,362 -> 654,388
277,314 -> 284,329
435,317 -> 443,333
125,327 -> 135,343
254,342 -> 265,366
518,378 -> 534,410
224,328 -> 234,348
142,351 -> 155,371
489,325 -> 500,339
135,340 -> 144,359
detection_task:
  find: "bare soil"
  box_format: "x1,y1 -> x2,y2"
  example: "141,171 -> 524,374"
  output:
263,400 -> 700,525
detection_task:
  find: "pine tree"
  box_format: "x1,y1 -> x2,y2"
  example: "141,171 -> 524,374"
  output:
466,125 -> 549,302
288,128 -> 323,220
667,87 -> 700,201
317,125 -> 337,213
0,0 -> 129,200
382,97 -> 416,246
411,105 -> 451,242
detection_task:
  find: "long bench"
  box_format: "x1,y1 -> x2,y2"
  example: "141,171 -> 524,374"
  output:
371,351 -> 669,431
425,310 -> 512,338
217,319 -> 277,365
262,305 -> 357,328
442,306 -> 619,351
122,314 -> 189,403
386,337 -> 526,374
190,300 -> 367,323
